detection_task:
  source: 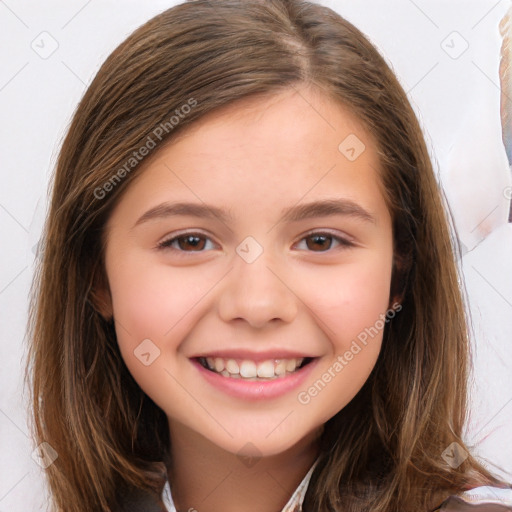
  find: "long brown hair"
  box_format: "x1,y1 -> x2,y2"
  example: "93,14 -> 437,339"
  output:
25,0 -> 512,511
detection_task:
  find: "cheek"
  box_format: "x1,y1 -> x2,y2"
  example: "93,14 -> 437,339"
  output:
304,253 -> 393,344
107,257 -> 209,412
293,252 -> 393,416
108,254 -> 205,340
105,253 -> 212,389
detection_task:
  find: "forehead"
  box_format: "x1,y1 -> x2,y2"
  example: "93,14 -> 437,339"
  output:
138,85 -> 382,190
168,85 -> 374,154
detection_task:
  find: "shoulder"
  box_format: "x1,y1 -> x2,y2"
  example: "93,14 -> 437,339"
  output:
431,486 -> 512,511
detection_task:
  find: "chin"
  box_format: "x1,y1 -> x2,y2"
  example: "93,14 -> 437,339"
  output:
206,421 -> 318,460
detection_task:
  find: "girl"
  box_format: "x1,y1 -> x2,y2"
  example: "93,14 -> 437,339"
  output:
25,0 -> 512,511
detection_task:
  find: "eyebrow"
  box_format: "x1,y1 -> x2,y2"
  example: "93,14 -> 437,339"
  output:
131,198 -> 376,229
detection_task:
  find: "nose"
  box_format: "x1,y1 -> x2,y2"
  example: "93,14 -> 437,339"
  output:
216,248 -> 298,329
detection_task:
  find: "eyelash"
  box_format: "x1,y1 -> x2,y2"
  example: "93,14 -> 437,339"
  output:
156,230 -> 355,254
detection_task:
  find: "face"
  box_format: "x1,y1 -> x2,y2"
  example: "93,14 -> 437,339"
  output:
102,86 -> 394,458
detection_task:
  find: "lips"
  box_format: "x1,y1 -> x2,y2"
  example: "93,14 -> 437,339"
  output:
190,355 -> 320,400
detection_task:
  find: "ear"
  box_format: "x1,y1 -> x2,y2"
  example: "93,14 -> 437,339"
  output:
89,263 -> 113,321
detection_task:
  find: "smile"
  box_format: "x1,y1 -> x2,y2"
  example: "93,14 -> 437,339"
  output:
191,355 -> 319,400
197,356 -> 313,380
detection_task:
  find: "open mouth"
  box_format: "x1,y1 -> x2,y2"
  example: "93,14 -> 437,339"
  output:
195,356 -> 314,381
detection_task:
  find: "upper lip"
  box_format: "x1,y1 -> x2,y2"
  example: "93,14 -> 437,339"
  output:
191,349 -> 317,362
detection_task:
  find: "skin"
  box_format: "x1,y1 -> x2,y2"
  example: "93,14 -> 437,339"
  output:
100,85 -> 394,512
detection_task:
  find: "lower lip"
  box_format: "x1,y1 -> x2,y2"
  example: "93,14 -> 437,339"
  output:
191,358 -> 319,401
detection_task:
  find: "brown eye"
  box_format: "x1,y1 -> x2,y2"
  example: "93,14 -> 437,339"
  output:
177,235 -> 206,251
158,233 -> 213,252
306,234 -> 333,251
296,231 -> 354,252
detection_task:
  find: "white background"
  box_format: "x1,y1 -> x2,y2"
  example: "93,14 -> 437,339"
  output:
1,0 -> 511,510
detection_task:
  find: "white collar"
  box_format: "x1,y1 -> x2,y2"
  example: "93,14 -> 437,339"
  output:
457,486 -> 512,506
161,458 -> 319,512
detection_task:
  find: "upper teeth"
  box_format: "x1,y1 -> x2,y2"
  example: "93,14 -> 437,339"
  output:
202,357 -> 305,379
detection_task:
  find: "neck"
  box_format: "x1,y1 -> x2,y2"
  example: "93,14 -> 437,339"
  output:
166,423 -> 322,512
